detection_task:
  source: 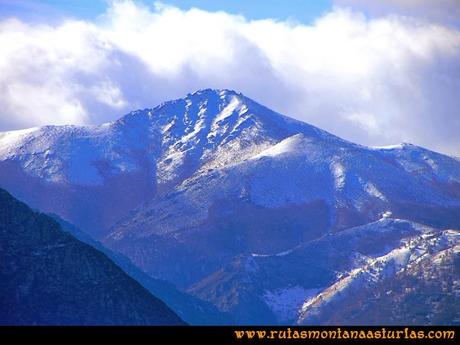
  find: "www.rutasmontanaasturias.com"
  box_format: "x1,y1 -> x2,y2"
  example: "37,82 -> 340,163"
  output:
233,327 -> 456,341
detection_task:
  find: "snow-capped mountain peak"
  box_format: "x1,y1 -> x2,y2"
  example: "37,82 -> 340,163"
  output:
1,89 -> 460,238
0,89 -> 331,235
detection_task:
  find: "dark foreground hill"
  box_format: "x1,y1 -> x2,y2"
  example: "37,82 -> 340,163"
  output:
0,188 -> 184,325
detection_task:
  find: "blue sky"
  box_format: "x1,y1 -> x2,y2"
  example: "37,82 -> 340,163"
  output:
0,0 -> 332,23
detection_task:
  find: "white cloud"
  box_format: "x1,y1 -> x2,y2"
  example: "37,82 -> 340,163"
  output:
334,0 -> 460,26
91,81 -> 127,109
0,0 -> 459,156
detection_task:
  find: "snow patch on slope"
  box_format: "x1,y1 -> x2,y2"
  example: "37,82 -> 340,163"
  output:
253,134 -> 305,159
213,96 -> 241,124
364,182 -> 387,201
263,287 -> 322,323
331,161 -> 346,190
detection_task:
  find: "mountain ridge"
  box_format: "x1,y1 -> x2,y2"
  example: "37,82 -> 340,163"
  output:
50,213 -> 231,325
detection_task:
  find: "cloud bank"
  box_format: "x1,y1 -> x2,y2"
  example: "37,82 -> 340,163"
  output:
334,0 -> 460,26
1,0 -> 459,155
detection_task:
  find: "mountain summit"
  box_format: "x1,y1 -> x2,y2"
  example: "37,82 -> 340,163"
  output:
0,89 -> 342,236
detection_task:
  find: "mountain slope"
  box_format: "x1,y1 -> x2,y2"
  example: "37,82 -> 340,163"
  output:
187,218 -> 459,324
0,188 -> 184,325
298,230 -> 460,325
51,214 -> 230,325
105,125 -> 460,290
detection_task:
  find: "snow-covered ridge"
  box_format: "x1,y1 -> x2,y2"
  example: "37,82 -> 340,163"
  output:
253,134 -> 307,159
369,142 -> 416,150
2,89 -> 460,232
2,88 -> 459,187
298,228 -> 460,324
0,127 -> 40,156
0,89 -> 334,187
185,217 -> 459,324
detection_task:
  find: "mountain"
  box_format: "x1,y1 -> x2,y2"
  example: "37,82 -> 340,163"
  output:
1,89 -> 459,324
0,88 -> 317,238
188,219 -> 460,324
50,214 -> 231,325
101,91 -> 460,287
298,228 -> 460,325
0,188 -> 184,325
